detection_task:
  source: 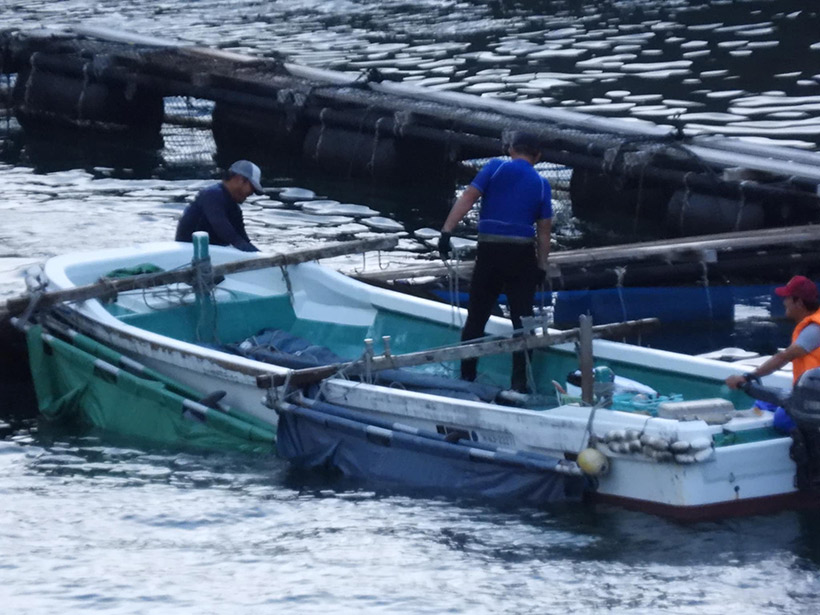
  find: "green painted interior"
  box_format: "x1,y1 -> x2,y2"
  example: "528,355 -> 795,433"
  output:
104,302 -> 135,317
365,309 -> 462,376
114,292 -> 742,406
713,427 -> 783,447
119,293 -> 296,345
535,350 -> 747,406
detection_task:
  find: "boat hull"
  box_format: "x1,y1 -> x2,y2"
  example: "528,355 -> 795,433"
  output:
318,379 -> 801,518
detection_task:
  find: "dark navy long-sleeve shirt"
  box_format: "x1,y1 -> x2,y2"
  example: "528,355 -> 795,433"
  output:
175,183 -> 259,252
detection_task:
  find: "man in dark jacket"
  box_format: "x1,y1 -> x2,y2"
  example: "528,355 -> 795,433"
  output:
175,160 -> 263,252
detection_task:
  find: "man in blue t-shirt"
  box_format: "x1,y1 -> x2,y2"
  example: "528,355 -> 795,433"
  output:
175,160 -> 263,252
439,132 -> 552,392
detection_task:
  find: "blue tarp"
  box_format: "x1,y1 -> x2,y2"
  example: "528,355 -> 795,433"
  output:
276,399 -> 587,505
552,286 -> 734,325
754,399 -> 797,433
430,285 -> 735,324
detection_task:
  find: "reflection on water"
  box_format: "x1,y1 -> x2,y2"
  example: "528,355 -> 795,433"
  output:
2,422 -> 820,614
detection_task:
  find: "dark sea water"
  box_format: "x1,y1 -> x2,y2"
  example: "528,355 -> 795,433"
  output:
3,2 -> 820,613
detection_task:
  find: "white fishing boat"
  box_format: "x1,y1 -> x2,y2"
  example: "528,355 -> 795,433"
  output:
12,235 -> 820,520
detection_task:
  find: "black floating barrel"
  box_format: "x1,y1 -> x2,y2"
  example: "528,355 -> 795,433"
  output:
12,54 -> 163,133
665,190 -> 765,236
213,95 -> 471,181
303,124 -> 400,178
212,101 -> 307,154
569,168 -> 676,230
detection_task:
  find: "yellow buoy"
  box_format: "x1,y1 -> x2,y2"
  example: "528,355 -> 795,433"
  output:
577,447 -> 609,476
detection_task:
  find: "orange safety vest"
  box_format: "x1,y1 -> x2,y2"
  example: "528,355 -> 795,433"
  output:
791,310 -> 820,383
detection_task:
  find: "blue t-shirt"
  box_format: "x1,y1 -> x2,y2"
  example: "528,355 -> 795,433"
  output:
471,158 -> 552,239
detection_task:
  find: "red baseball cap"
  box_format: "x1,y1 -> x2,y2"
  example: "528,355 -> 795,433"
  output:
775,275 -> 818,303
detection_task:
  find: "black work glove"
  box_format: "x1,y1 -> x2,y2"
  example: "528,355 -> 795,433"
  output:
438,231 -> 452,259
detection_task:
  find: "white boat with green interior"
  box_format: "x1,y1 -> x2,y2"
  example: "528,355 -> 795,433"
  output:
17,235 -> 820,519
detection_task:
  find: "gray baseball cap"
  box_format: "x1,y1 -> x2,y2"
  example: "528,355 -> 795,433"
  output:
228,160 -> 263,194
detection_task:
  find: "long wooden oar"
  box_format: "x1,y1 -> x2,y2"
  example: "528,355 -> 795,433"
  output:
258,317 -> 658,388
3,236 -> 399,318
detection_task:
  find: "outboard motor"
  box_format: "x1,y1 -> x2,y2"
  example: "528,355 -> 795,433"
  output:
787,368 -> 820,429
743,367 -> 820,490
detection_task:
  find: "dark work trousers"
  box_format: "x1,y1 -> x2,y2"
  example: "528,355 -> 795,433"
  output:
461,241 -> 538,392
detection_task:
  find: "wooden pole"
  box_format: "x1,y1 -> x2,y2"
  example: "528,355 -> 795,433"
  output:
192,232 -> 216,343
259,317 -> 658,388
354,224 -> 820,283
3,235 -> 399,318
578,315 -> 594,405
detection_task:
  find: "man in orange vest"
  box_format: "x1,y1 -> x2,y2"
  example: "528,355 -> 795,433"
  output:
726,275 -> 820,389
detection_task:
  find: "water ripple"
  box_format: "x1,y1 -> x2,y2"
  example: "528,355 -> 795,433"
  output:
1,423 -> 820,614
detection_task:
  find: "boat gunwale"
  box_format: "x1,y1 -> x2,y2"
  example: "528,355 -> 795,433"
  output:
42,241 -> 794,392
